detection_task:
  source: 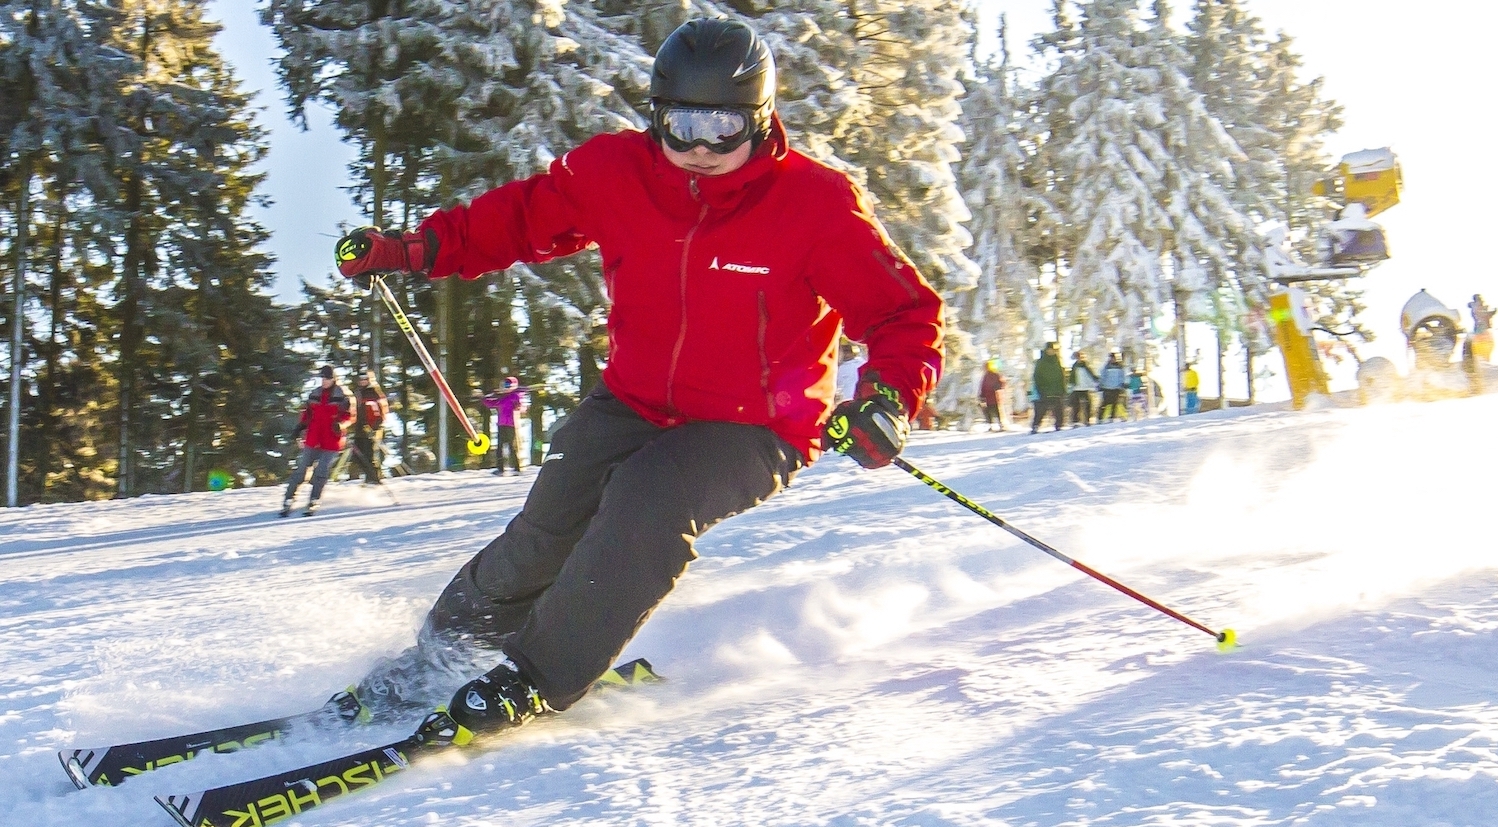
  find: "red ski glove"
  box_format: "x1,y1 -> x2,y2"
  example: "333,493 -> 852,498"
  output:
334,227 -> 437,286
822,377 -> 910,469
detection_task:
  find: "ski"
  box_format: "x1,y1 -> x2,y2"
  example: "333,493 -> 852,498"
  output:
59,689 -> 366,789
155,658 -> 661,827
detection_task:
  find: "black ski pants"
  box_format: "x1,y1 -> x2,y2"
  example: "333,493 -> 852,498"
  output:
1069,390 -> 1093,426
1031,395 -> 1065,432
495,425 -> 521,472
424,386 -> 803,709
352,431 -> 383,483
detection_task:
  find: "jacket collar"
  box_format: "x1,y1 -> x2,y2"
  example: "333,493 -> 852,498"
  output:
651,113 -> 788,211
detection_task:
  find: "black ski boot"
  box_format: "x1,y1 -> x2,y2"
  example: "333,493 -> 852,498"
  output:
303,500 -> 319,517
447,656 -> 550,738
279,499 -> 294,518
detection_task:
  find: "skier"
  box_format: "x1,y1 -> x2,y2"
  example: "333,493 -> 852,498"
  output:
1031,343 -> 1066,433
978,360 -> 1007,432
1470,294 -> 1495,362
1098,352 -> 1126,422
282,365 -> 353,517
351,369 -> 390,484
482,377 -> 527,475
1067,351 -> 1098,427
1181,362 -> 1201,415
1127,367 -> 1148,421
333,19 -> 943,739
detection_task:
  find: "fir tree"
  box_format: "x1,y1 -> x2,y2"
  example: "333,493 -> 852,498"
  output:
841,0 -> 979,297
948,13 -> 1053,412
1035,0 -> 1254,360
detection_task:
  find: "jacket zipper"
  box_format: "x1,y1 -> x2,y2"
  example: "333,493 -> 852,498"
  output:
665,177 -> 708,416
757,290 -> 774,418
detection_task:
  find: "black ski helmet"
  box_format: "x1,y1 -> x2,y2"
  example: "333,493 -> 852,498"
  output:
650,19 -> 776,147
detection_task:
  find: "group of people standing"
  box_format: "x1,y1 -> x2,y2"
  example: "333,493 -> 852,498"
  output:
280,364 -> 530,516
1019,345 -> 1154,433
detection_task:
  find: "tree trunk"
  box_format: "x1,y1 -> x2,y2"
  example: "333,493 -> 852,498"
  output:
41,201 -> 65,496
118,167 -> 147,499
7,158 -> 30,508
369,129 -> 385,376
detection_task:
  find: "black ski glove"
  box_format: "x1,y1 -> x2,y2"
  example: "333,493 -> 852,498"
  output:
822,378 -> 909,469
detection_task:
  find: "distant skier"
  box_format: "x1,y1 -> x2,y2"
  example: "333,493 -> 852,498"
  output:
482,377 -> 528,475
351,369 -> 390,484
1127,367 -> 1148,421
282,365 -> 353,517
1182,363 -> 1201,415
333,19 -> 943,739
978,360 -> 1007,432
1068,351 -> 1098,427
1098,352 -> 1126,422
1470,294 -> 1495,362
1031,343 -> 1066,433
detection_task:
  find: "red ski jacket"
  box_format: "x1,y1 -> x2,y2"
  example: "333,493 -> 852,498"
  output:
420,117 -> 944,461
296,384 -> 353,451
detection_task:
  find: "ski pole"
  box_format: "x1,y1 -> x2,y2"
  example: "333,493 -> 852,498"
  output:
891,456 -> 1236,651
370,274 -> 490,457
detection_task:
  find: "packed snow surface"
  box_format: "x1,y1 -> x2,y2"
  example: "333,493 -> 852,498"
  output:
4,395 -> 1496,826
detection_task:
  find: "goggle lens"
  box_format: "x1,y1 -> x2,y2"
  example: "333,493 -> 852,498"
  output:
659,107 -> 752,154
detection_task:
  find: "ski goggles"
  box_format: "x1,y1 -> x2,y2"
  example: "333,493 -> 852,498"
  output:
654,105 -> 757,154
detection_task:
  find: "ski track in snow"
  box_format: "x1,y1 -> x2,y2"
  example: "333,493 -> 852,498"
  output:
3,396 -> 1496,826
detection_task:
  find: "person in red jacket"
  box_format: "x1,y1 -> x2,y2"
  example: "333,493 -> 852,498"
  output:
335,18 -> 944,738
350,368 -> 391,484
282,365 -> 353,517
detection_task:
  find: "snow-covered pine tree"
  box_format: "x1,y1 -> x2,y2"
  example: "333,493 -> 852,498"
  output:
413,0 -> 653,461
1036,0 -> 1254,367
840,0 -> 978,301
1254,29 -> 1359,343
96,0 -> 296,495
0,0 -> 130,502
949,13 -> 1053,415
685,0 -> 866,173
159,60 -> 305,492
1184,0 -> 1276,346
0,0 -> 296,500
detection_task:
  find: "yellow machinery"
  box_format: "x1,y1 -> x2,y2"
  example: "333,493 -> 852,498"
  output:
1312,147 -> 1402,219
1268,148 -> 1402,408
1267,288 -> 1331,405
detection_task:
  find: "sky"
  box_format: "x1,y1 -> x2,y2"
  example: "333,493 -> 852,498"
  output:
207,1 -> 1498,388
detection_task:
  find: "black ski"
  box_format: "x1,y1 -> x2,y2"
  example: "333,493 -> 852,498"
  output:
59,689 -> 366,789
155,658 -> 661,827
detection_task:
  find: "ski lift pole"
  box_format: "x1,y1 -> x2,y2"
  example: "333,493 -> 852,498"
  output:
891,456 -> 1236,651
370,274 -> 490,457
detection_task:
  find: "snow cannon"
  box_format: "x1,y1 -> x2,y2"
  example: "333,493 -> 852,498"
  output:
1266,287 -> 1331,409
1313,147 -> 1402,219
1402,289 -> 1462,371
1322,203 -> 1389,268
467,433 -> 491,456
1215,628 -> 1238,652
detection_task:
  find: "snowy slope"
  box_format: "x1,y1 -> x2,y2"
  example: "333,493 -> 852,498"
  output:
4,395 -> 1497,826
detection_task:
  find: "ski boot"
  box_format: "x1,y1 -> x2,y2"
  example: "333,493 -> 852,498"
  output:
303,500 -> 319,517
279,499 -> 294,518
446,655 -> 550,738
